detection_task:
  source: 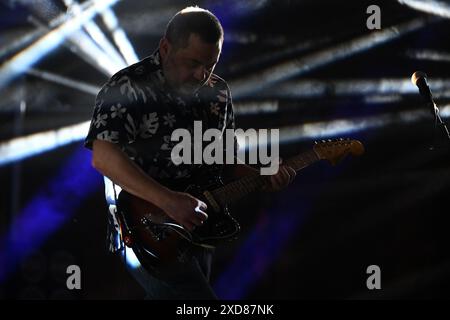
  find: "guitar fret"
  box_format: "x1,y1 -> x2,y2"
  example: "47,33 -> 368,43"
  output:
212,147 -> 322,206
288,150 -> 318,171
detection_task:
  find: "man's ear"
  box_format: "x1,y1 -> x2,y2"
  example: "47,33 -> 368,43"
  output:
159,37 -> 171,59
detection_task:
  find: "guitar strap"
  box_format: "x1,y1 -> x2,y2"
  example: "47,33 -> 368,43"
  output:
111,181 -> 130,247
112,181 -> 119,210
111,180 -> 126,260
111,180 -> 137,269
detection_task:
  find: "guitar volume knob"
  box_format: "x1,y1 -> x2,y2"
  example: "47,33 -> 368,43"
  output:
141,217 -> 149,226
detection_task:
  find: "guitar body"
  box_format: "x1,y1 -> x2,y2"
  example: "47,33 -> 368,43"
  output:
116,174 -> 240,273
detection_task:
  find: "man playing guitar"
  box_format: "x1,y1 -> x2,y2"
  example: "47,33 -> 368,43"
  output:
85,6 -> 296,299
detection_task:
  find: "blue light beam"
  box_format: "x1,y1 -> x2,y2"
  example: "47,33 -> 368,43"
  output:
0,145 -> 102,283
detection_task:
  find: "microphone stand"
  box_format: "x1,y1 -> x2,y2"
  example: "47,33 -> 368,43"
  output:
428,100 -> 450,150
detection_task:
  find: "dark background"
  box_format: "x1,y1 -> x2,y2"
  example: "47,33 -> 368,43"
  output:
1,0 -> 450,299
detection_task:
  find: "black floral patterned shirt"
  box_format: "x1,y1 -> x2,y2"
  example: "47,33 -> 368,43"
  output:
84,49 -> 236,253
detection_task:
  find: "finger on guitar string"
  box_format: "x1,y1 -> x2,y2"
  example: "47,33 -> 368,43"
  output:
194,200 -> 209,220
193,207 -> 208,223
199,200 -> 208,211
286,166 -> 297,183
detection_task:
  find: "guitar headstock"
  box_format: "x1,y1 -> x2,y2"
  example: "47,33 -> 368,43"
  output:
313,138 -> 364,165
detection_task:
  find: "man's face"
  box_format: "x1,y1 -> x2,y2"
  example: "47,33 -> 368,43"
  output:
159,33 -> 222,95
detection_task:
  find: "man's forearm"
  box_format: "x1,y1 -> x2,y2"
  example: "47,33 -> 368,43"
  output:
92,140 -> 173,207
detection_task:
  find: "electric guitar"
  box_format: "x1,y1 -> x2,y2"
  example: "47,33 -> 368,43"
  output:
116,139 -> 364,274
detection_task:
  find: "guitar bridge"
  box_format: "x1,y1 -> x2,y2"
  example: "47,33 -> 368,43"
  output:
140,216 -> 168,241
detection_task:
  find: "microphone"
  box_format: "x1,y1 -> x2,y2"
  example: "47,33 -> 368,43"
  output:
411,71 -> 433,104
411,71 -> 450,145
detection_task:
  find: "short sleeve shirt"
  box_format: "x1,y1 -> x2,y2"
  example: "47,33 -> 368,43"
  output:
84,49 -> 236,252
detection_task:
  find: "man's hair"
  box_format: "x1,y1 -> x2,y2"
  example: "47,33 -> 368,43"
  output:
165,6 -> 224,49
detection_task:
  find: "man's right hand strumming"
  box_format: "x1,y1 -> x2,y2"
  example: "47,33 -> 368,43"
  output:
92,140 -> 208,232
161,191 -> 208,231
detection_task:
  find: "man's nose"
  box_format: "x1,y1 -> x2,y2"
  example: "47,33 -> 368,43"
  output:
193,66 -> 207,82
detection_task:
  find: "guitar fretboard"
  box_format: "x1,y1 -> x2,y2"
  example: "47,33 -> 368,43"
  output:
211,149 -> 319,206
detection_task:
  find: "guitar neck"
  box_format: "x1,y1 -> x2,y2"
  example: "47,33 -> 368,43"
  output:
211,149 -> 320,206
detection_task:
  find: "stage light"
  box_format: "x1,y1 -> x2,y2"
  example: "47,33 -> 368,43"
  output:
63,0 -> 128,68
0,121 -> 90,166
27,12 -> 124,77
406,49 -> 450,62
277,108 -> 442,143
230,18 -> 431,98
0,0 -> 120,90
228,37 -> 330,74
27,68 -> 100,95
101,8 -> 139,65
398,0 -> 450,18
257,78 -> 450,99
234,101 -> 279,115
3,102 -> 450,167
